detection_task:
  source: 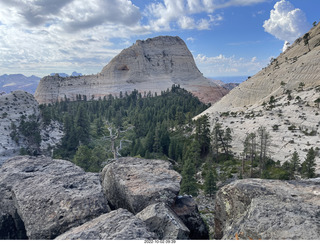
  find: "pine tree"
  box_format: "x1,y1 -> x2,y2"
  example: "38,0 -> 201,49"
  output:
223,127 -> 232,157
204,167 -> 216,197
180,159 -> 198,196
73,145 -> 92,171
243,132 -> 257,178
290,151 -> 300,173
301,147 -> 316,178
257,126 -> 270,177
195,115 -> 211,157
75,105 -> 90,145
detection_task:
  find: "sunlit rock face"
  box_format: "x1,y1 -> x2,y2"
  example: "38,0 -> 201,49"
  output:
35,36 -> 228,105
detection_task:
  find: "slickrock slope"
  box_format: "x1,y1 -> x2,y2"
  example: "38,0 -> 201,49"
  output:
35,36 -> 228,104
197,23 -> 320,174
0,91 -> 63,166
200,23 -> 320,114
215,178 -> 320,240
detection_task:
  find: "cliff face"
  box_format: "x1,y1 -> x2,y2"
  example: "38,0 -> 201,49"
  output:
35,36 -> 228,104
0,91 -> 63,166
199,23 -> 320,114
196,23 -> 320,174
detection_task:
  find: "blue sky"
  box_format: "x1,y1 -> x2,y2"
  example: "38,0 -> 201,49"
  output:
0,0 -> 319,78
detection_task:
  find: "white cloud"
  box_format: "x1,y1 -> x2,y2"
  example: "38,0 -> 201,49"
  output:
195,54 -> 266,76
263,0 -> 310,45
0,0 -> 271,76
3,82 -> 16,87
0,0 -> 150,76
187,37 -> 196,42
145,0 -> 228,31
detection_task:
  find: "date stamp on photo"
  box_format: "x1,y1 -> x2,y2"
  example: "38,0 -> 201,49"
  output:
144,240 -> 176,244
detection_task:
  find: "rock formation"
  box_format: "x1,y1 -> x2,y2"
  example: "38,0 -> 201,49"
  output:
100,157 -> 181,213
196,23 -> 320,174
136,202 -> 190,240
0,155 -> 210,240
55,209 -> 155,240
0,91 -> 63,166
0,91 -> 38,164
200,23 -> 320,114
35,36 -> 228,104
214,178 -> 320,240
171,196 -> 209,239
0,156 -> 109,239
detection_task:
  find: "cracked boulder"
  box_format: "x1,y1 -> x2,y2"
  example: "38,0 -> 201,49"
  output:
101,157 -> 181,214
0,156 -> 110,239
214,178 -> 320,240
55,208 -> 155,240
136,202 -> 190,240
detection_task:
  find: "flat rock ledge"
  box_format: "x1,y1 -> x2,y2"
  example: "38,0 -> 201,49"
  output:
101,157 -> 182,214
215,178 -> 320,240
55,208 -> 155,240
0,156 -> 110,239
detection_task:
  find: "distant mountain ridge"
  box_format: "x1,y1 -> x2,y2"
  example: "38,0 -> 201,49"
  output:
0,74 -> 41,94
35,36 -> 229,104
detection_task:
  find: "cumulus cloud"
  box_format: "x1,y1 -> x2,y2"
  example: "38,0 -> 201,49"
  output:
0,0 -> 148,76
144,0 -> 269,31
145,0 -> 226,31
0,0 -> 271,76
263,0 -> 310,50
195,54 -> 266,76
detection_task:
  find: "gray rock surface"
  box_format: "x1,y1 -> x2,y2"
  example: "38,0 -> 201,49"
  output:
0,91 -> 63,166
0,156 -> 110,239
171,196 -> 209,240
196,23 -> 320,175
200,23 -> 320,114
35,36 -> 228,105
214,178 -> 320,240
136,202 -> 190,240
101,157 -> 181,214
55,208 -> 155,240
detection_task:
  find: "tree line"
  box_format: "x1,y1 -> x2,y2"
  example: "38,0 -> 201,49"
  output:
37,85 -> 318,197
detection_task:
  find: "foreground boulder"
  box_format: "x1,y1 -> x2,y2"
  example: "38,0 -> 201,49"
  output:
171,196 -> 209,239
0,156 -> 110,239
136,202 -> 189,240
55,209 -> 155,240
101,157 -> 181,214
215,178 -> 320,240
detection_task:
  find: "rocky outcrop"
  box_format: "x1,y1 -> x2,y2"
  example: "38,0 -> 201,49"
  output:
200,23 -> 320,114
214,178 -> 320,240
55,209 -> 155,240
171,196 -> 209,240
1,156 -> 209,240
101,157 -> 181,214
0,91 -> 63,166
35,36 -> 228,105
0,91 -> 39,165
196,23 -> 320,174
136,202 -> 190,240
0,156 -> 110,239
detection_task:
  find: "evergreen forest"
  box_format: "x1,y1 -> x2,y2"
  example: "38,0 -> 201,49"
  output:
36,85 -> 317,197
